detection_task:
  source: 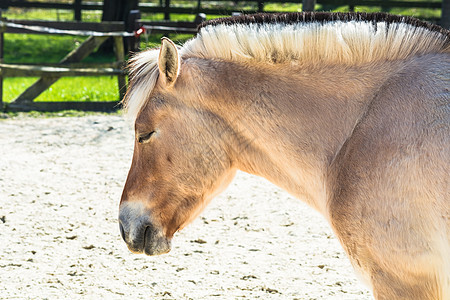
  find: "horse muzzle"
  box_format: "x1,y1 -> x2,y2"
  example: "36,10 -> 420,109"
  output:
118,203 -> 171,256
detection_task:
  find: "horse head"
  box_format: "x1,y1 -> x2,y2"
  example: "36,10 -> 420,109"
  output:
119,38 -> 237,255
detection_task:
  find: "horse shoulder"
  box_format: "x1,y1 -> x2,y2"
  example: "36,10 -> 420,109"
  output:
327,53 -> 449,299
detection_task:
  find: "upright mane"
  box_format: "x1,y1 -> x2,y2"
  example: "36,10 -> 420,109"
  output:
123,12 -> 450,120
185,12 -> 449,64
198,12 -> 448,34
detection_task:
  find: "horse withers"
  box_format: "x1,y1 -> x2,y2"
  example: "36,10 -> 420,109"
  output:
118,12 -> 449,299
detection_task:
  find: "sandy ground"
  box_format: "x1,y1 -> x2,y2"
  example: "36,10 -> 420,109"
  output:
0,114 -> 372,299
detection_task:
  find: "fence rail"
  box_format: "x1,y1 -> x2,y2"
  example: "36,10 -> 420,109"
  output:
142,0 -> 442,21
0,16 -> 133,112
0,63 -> 124,77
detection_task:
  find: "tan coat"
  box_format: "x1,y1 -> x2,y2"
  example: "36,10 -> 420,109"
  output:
120,13 -> 450,299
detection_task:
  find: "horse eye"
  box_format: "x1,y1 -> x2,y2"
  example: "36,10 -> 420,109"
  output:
138,131 -> 155,144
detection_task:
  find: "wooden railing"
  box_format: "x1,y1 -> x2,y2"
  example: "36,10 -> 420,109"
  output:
139,0 -> 442,20
0,16 -> 136,112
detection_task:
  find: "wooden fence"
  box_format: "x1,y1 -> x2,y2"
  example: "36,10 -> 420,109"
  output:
0,0 -> 91,21
140,0 -> 442,21
0,15 -> 140,112
0,1 -> 444,22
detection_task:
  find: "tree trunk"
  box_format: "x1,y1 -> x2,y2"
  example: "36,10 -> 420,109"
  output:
100,0 -> 139,54
102,0 -> 139,23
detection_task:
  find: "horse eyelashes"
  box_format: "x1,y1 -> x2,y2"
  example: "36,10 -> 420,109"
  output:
138,131 -> 155,144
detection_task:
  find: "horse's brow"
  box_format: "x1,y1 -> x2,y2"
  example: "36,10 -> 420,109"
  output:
152,96 -> 166,107
134,120 -> 152,134
134,98 -> 167,132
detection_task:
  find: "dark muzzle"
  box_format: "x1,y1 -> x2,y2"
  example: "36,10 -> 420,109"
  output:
118,204 -> 171,255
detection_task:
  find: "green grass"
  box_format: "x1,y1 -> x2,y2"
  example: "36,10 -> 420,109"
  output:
5,33 -> 116,64
4,77 -> 119,102
3,7 -> 102,22
264,3 -> 302,12
5,34 -> 88,64
140,33 -> 194,49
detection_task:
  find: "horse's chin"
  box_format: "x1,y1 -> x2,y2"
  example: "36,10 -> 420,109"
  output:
144,247 -> 171,256
127,245 -> 170,256
126,237 -> 171,256
142,240 -> 171,256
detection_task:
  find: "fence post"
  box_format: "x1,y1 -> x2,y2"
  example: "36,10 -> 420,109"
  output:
127,10 -> 141,53
114,36 -> 126,101
194,13 -> 206,25
0,10 -> 4,110
74,0 -> 82,21
302,0 -> 315,11
348,0 -> 355,12
442,0 -> 450,29
196,0 -> 201,14
164,0 -> 171,20
257,0 -> 264,12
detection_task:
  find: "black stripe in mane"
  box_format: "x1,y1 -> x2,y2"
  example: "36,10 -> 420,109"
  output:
198,12 -> 450,39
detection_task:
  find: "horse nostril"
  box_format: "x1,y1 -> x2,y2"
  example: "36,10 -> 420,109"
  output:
144,225 -> 149,244
119,222 -> 126,242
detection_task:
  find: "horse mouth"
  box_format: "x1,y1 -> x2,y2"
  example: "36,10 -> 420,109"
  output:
143,226 -> 172,256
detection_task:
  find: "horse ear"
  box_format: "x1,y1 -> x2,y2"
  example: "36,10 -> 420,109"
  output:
158,37 -> 180,86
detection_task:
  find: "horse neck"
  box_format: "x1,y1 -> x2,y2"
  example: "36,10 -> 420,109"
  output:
183,58 -> 399,214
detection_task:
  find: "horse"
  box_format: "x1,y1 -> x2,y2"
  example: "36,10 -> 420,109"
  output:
118,12 -> 449,299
